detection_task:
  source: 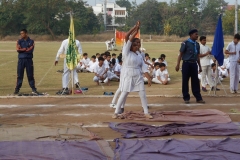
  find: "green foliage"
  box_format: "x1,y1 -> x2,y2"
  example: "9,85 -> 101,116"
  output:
222,9 -> 240,35
0,0 -> 101,38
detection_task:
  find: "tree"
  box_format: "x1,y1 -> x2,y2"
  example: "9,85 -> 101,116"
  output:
116,0 -> 132,14
126,0 -> 162,34
0,0 -> 26,37
222,8 -> 240,35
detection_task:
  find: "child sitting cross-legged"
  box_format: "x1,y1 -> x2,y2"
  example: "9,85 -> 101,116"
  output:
153,63 -> 170,85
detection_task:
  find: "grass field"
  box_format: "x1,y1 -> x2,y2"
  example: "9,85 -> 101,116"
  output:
0,41 -> 231,96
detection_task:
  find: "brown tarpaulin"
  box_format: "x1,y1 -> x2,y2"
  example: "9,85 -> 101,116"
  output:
118,109 -> 231,123
0,123 -> 101,141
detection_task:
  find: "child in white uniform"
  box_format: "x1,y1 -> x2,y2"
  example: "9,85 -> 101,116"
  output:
88,55 -> 97,72
79,53 -> 90,71
154,63 -> 170,84
93,57 -> 109,85
225,34 -> 240,93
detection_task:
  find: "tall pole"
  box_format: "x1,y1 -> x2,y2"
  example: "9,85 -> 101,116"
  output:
104,0 -> 107,31
235,0 -> 238,34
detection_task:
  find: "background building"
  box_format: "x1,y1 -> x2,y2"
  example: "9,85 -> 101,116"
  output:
92,2 -> 127,30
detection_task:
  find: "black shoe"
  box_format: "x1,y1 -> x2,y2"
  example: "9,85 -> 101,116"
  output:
211,87 -> 220,91
75,82 -> 80,88
202,87 -> 207,92
14,90 -> 19,94
32,90 -> 40,95
118,108 -> 124,114
196,100 -> 205,104
185,100 -> 190,104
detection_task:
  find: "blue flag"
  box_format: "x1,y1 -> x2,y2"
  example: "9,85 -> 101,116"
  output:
211,15 -> 224,66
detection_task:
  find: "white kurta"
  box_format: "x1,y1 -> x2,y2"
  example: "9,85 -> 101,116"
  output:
120,40 -> 145,92
55,39 -> 82,88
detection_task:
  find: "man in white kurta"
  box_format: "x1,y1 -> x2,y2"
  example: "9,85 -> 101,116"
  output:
225,36 -> 240,93
55,39 -> 82,89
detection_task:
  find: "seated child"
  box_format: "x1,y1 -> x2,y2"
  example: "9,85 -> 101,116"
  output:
88,55 -> 97,72
93,57 -> 110,85
153,63 -> 170,85
79,53 -> 90,71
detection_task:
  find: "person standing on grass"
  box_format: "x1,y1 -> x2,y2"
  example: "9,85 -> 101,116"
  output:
225,33 -> 240,93
112,21 -> 153,119
199,36 -> 219,92
175,29 -> 205,104
55,39 -> 82,92
14,29 -> 39,95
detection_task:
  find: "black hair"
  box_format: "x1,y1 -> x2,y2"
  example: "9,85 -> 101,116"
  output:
211,63 -> 216,68
101,53 -> 106,57
112,58 -> 116,66
112,53 -> 116,56
160,54 -> 166,58
107,54 -> 111,57
105,51 -> 111,56
91,55 -> 96,59
98,57 -> 104,61
200,36 -> 206,41
96,53 -> 100,56
154,62 -> 160,67
132,38 -> 140,43
234,33 -> 240,40
158,57 -> 163,61
21,29 -> 27,33
159,63 -> 166,68
145,53 -> 149,57
83,53 -> 88,56
119,53 -> 122,57
152,58 -> 156,62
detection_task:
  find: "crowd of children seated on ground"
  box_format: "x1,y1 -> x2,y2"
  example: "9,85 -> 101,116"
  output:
74,50 -> 236,88
75,51 -> 170,86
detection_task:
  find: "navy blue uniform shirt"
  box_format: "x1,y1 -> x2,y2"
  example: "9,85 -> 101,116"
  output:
17,37 -> 34,59
179,40 -> 200,61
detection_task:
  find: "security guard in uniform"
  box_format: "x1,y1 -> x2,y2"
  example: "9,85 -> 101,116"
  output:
175,29 -> 205,104
14,29 -> 38,94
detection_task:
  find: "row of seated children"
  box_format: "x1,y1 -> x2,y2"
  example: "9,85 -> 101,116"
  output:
77,52 -> 121,85
143,54 -> 170,85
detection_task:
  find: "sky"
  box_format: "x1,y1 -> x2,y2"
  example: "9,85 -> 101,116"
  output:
86,0 -> 237,6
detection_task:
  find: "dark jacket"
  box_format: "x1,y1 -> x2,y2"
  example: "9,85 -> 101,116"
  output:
17,37 -> 34,59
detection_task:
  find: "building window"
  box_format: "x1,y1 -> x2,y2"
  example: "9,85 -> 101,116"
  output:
107,8 -> 113,11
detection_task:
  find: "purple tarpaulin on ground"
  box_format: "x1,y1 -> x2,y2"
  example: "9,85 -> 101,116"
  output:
114,138 -> 240,160
0,140 -> 114,160
109,122 -> 240,138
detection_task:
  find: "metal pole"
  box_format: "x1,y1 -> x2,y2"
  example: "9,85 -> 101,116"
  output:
103,0 -> 107,31
235,0 -> 238,34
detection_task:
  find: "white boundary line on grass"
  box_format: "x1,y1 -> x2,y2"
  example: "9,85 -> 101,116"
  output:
1,103 -> 240,108
37,63 -> 55,86
0,60 -> 14,67
1,94 -> 240,99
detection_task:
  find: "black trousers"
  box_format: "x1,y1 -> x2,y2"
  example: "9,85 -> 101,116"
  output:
15,59 -> 36,91
182,61 -> 202,101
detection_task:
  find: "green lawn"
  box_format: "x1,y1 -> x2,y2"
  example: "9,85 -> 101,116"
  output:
0,41 -> 230,96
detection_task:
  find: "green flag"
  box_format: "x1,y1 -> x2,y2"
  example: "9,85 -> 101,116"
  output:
66,14 -> 79,70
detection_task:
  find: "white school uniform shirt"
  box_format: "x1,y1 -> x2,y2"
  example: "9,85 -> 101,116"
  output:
226,41 -> 240,62
88,61 -> 97,72
200,44 -> 211,66
55,39 -> 82,61
156,69 -> 168,81
162,60 -> 168,66
104,59 -> 110,69
81,58 -> 90,67
152,68 -> 157,78
222,58 -> 230,69
114,63 -> 122,73
93,63 -> 107,75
